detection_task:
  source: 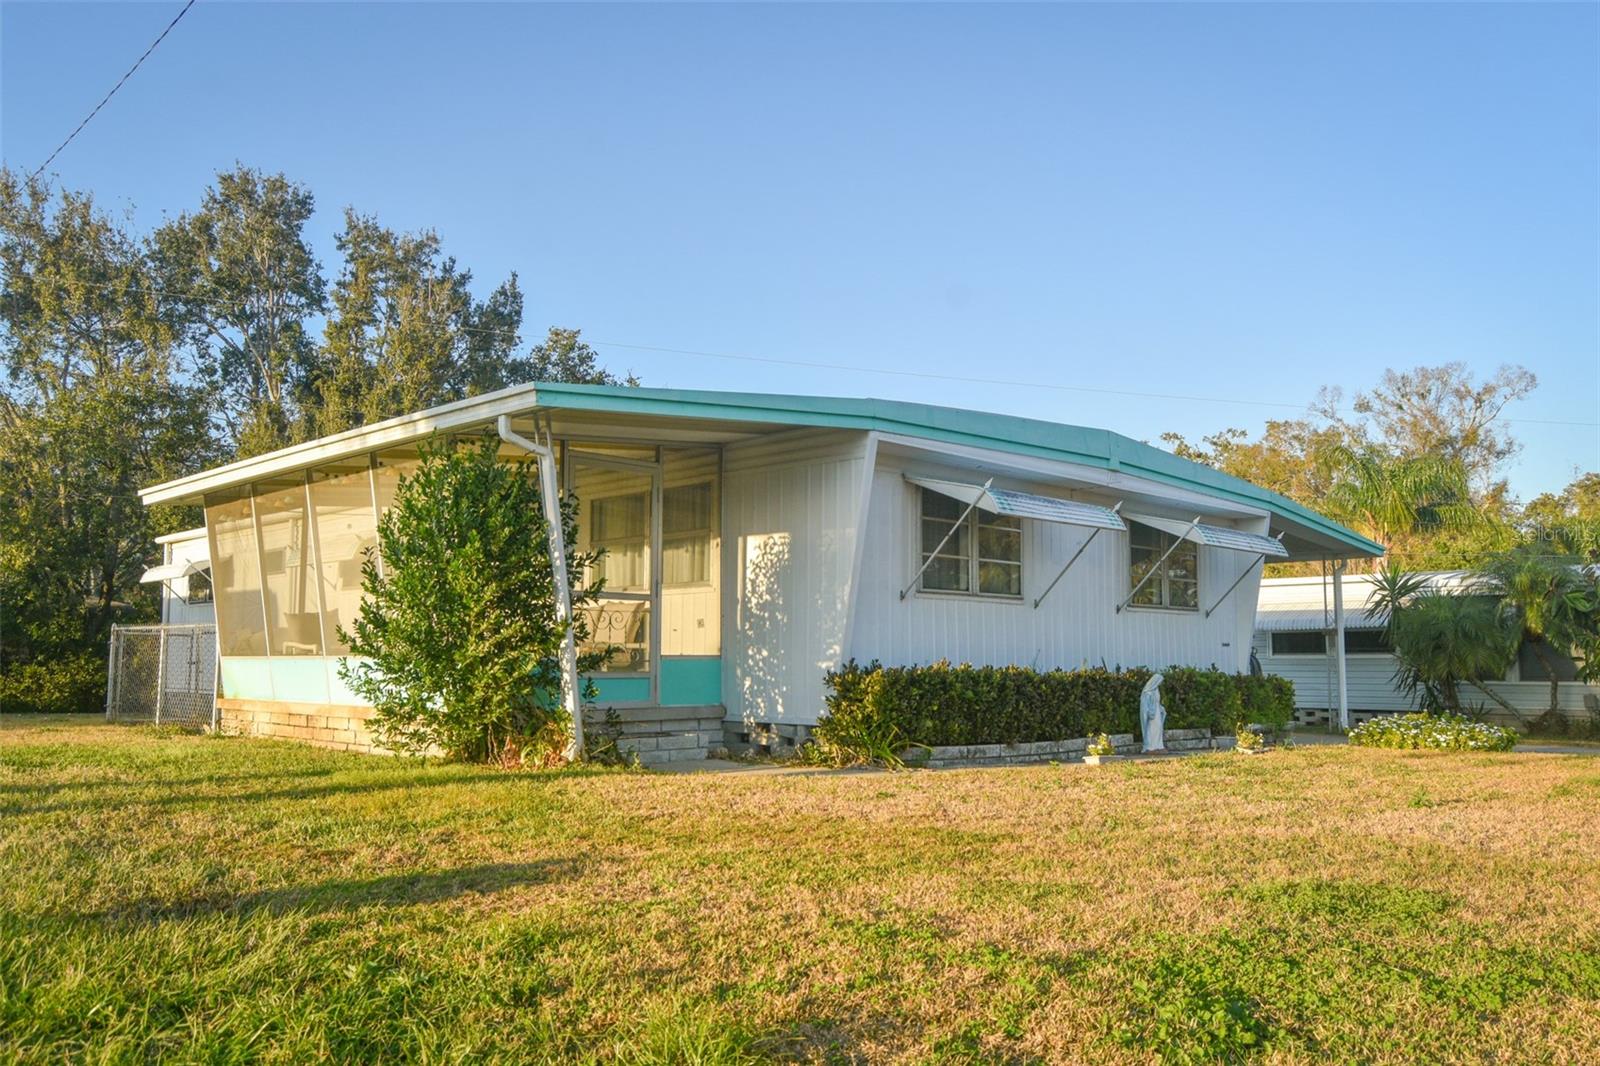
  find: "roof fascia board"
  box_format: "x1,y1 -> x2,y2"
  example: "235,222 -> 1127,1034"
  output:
878,433 -> 1266,519
141,384 -> 544,505
532,386 -> 1380,555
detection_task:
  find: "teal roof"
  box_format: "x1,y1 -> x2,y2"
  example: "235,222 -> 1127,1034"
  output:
533,381 -> 1384,558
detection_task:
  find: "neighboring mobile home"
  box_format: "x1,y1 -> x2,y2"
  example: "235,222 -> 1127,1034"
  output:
140,527 -> 215,626
138,383 -> 1382,762
1254,572 -> 1600,728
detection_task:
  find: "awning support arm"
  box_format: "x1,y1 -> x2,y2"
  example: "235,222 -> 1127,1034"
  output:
1202,533 -> 1285,618
900,478 -> 992,600
1033,501 -> 1122,609
1116,516 -> 1200,613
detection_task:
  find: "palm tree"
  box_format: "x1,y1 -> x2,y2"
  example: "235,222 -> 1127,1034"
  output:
1474,546 -> 1600,717
1370,564 -> 1522,719
1322,448 -> 1481,568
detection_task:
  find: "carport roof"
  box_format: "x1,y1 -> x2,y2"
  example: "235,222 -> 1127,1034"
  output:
140,381 -> 1384,558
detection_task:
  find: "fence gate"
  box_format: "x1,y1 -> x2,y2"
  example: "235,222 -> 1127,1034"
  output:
106,624 -> 218,729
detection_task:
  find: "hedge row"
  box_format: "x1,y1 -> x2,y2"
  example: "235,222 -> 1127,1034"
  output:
813,659 -> 1294,757
0,654 -> 107,714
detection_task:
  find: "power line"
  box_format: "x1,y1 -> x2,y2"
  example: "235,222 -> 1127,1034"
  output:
29,0 -> 199,180
30,276 -> 1600,430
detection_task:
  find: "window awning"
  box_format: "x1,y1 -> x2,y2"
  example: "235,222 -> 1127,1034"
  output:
1123,513 -> 1288,558
907,477 -> 1126,531
140,558 -> 210,584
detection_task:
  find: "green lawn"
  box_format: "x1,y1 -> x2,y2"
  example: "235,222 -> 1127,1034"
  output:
3,718 -> 1598,1064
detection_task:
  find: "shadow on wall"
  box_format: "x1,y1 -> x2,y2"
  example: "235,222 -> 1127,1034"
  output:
738,531 -> 791,734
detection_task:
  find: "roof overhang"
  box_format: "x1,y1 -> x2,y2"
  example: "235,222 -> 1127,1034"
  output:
137,382 -> 1385,560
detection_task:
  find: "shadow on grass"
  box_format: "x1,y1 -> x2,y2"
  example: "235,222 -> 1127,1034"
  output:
91,859 -> 583,925
3,765 -> 614,816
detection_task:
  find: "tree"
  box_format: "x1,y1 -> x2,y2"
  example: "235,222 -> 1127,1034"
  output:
339,436 -> 608,763
1353,363 -> 1536,497
0,170 -> 214,707
1162,416 -> 1356,506
1320,447 -> 1482,567
1369,569 -> 1516,717
1474,545 -> 1600,717
527,327 -> 637,386
150,166 -> 325,457
306,211 -> 535,438
1523,473 -> 1600,563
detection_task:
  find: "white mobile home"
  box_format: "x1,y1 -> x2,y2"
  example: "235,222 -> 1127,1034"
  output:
139,383 -> 1381,762
1254,572 -> 1600,728
140,527 -> 215,626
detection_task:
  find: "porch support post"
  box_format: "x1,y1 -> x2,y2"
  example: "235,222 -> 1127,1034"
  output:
1332,558 -> 1350,732
1117,517 -> 1201,613
1034,501 -> 1122,610
498,415 -> 584,761
900,478 -> 992,600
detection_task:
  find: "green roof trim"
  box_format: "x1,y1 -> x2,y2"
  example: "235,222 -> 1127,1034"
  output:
532,381 -> 1384,557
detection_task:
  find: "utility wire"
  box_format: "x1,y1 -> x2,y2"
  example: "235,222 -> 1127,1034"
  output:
29,0 -> 199,180
26,276 -> 1600,430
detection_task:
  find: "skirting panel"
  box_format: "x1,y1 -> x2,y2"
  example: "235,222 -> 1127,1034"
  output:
217,697 -> 385,755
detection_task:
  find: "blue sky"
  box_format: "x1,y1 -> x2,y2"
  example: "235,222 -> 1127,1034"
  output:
3,2 -> 1596,499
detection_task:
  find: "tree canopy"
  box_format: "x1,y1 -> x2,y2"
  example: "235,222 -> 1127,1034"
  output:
0,165 -> 634,709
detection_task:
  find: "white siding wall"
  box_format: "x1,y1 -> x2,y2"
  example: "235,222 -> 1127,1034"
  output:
1252,632 -> 1413,713
161,535 -> 216,626
848,453 -> 1261,684
1253,630 -> 1600,716
721,429 -> 870,727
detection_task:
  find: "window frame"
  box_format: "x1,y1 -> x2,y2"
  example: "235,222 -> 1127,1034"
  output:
1342,628 -> 1393,656
662,480 -> 715,588
1125,521 -> 1200,612
183,570 -> 214,606
915,487 -> 1024,601
1269,631 -> 1328,656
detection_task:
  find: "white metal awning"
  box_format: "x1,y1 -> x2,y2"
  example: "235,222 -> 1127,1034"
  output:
906,477 -> 1126,531
1254,605 -> 1383,632
1124,513 -> 1288,558
139,558 -> 209,584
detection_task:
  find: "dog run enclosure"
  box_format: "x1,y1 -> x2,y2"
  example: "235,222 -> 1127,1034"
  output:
105,623 -> 218,729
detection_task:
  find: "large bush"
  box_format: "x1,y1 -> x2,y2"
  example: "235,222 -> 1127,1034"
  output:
340,436 -> 608,763
1347,712 -> 1518,752
0,653 -> 106,714
813,660 -> 1293,762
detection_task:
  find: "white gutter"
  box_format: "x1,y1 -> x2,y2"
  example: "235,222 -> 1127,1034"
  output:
496,414 -> 584,762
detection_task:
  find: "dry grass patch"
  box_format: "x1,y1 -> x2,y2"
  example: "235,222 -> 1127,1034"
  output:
2,717 -> 1598,1064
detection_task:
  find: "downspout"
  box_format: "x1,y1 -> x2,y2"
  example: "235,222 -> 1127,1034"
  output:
497,415 -> 584,761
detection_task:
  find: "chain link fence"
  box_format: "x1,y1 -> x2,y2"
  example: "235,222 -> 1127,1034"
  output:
106,624 -> 217,729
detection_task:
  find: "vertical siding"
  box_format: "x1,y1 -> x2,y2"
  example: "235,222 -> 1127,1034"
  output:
1253,630 -> 1600,715
721,430 -> 869,726
849,455 -> 1260,680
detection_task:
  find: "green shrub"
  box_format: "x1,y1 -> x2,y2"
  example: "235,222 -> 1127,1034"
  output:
1348,713 -> 1518,752
812,660 -> 1294,764
0,653 -> 106,714
341,436 -> 610,763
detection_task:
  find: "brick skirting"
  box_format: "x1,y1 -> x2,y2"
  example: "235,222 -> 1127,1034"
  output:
217,698 -> 385,754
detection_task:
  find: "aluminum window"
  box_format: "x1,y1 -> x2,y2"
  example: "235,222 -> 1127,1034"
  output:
919,488 -> 1022,597
1128,521 -> 1198,610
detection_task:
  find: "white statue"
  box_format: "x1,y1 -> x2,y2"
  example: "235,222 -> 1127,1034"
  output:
1140,673 -> 1166,753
